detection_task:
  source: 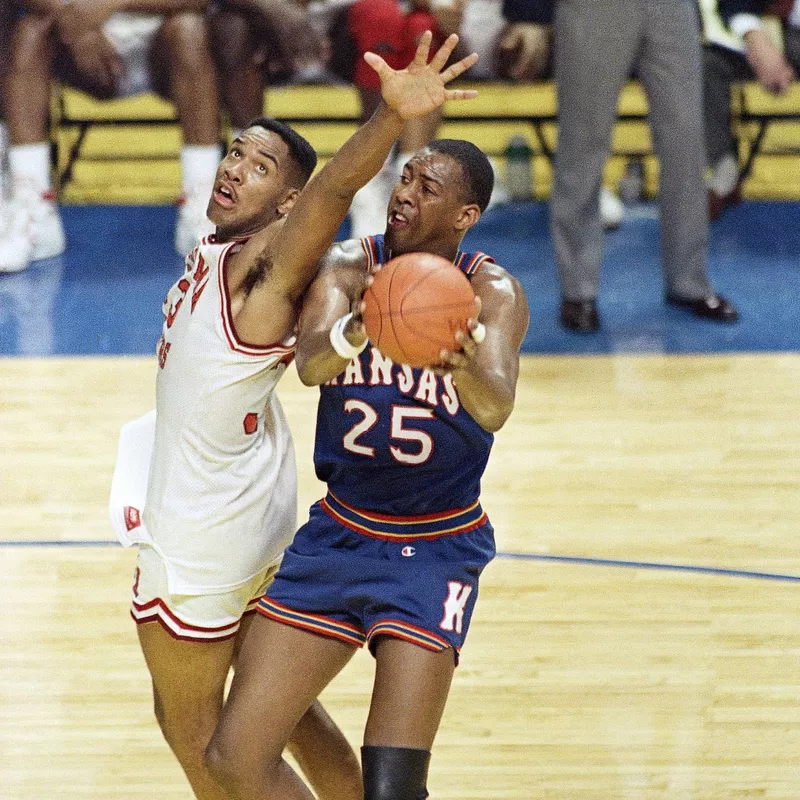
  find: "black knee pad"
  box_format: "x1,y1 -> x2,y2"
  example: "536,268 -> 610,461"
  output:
362,745 -> 430,800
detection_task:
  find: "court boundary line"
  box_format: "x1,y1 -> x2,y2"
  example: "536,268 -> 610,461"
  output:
494,551 -> 800,583
3,540 -> 800,584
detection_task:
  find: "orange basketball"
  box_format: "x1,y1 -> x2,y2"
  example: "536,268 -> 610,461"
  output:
362,252 -> 476,368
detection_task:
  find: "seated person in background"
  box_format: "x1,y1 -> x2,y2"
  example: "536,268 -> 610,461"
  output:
345,0 -> 454,236
349,0 -> 623,233
208,0 -> 344,142
210,0 -> 567,237
204,0 -> 446,237
0,0 -> 221,273
473,0 -> 552,81
701,0 -> 799,219
348,0 -> 560,235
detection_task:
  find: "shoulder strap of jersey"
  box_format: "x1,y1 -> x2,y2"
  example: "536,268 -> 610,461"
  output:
360,236 -> 493,276
454,250 -> 495,275
359,235 -> 384,271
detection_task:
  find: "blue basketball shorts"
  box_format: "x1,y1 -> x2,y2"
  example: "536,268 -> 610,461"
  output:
258,500 -> 496,663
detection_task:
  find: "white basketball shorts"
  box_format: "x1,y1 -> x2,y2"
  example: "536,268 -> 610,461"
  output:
130,545 -> 279,642
103,13 -> 163,96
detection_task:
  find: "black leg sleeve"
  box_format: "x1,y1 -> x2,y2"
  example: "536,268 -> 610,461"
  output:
361,745 -> 431,800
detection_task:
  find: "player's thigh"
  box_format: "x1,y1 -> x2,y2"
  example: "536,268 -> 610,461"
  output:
207,8 -> 260,76
133,548 -> 274,721
0,1 -> 17,74
148,11 -> 210,98
364,637 -> 456,750
9,12 -> 55,75
137,619 -> 235,722
214,615 -> 357,764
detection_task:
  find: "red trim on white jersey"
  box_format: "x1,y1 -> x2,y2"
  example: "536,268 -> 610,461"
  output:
217,243 -> 298,357
130,595 -> 261,642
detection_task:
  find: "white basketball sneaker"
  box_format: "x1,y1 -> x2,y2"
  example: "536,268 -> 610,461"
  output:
175,188 -> 215,255
0,183 -> 66,273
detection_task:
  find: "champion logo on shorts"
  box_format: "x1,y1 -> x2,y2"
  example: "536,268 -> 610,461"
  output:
401,545 -> 416,557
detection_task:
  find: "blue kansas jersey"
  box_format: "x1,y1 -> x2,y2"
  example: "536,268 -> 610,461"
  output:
313,235 -> 496,519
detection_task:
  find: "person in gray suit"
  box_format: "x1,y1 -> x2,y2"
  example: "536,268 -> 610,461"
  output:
549,0 -> 738,332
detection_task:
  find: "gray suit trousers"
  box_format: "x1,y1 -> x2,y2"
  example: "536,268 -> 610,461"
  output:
550,0 -> 713,302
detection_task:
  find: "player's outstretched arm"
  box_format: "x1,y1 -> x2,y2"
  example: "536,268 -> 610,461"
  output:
261,32 -> 479,304
435,265 -> 530,432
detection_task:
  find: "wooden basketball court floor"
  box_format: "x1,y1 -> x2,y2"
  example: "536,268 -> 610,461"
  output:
2,198 -> 800,798
2,351 -> 799,800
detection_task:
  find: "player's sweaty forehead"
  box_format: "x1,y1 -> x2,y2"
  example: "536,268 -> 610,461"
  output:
404,150 -> 459,188
236,127 -> 289,169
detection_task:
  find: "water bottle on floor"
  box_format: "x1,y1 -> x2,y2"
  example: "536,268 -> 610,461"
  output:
504,135 -> 534,201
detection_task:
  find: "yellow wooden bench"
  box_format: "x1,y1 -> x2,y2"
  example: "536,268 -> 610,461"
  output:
732,82 -> 800,199
50,80 -> 800,203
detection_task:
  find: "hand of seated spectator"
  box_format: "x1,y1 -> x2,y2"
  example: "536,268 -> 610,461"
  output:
54,0 -> 115,47
744,28 -> 796,94
495,22 -> 550,81
66,29 -> 123,98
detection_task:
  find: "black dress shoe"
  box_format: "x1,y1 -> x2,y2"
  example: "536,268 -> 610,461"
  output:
560,299 -> 600,333
708,185 -> 741,223
666,293 -> 739,322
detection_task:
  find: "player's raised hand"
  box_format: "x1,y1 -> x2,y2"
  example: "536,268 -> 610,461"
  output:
364,31 -> 479,120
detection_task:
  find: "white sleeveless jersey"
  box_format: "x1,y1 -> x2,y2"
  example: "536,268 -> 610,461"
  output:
138,236 -> 298,594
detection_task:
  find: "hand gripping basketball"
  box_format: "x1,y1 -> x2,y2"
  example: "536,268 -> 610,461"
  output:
362,252 -> 479,368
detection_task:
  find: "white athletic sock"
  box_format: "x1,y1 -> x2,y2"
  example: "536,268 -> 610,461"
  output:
180,144 -> 220,196
708,153 -> 739,196
8,142 -> 52,194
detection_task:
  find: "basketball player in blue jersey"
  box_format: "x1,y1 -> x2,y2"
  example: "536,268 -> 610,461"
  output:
206,138 -> 530,798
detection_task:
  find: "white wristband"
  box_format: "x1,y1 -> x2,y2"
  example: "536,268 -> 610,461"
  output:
329,313 -> 368,360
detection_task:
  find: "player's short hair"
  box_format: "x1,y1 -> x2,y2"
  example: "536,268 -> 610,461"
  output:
245,116 -> 318,186
426,139 -> 494,213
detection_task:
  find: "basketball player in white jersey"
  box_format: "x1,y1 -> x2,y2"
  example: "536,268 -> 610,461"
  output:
109,31 -> 480,799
